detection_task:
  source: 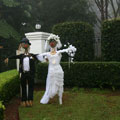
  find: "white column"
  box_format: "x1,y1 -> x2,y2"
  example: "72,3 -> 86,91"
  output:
25,32 -> 51,54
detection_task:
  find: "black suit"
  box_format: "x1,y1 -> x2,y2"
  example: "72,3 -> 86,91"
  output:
9,53 -> 38,101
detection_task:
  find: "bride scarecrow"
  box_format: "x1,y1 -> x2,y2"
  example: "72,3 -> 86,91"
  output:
37,34 -> 76,105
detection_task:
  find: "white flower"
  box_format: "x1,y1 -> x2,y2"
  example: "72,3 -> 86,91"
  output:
47,34 -> 60,42
64,44 -> 67,47
71,53 -> 74,57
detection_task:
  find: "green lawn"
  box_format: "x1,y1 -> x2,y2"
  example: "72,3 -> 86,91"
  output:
19,89 -> 120,120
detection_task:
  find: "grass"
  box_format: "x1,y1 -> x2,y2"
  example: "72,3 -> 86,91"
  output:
19,89 -> 120,120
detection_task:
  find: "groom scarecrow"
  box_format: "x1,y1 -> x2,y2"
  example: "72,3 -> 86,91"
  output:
5,38 -> 40,107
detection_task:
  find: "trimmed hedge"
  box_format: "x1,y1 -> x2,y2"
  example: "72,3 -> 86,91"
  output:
36,62 -> 120,89
52,22 -> 95,61
102,18 -> 120,61
0,101 -> 5,120
0,69 -> 19,119
0,69 -> 20,102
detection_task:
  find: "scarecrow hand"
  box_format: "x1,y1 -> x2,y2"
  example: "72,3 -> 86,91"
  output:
4,58 -> 9,64
46,58 -> 49,62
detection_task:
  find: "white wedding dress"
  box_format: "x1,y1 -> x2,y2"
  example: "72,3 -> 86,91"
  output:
37,49 -> 67,104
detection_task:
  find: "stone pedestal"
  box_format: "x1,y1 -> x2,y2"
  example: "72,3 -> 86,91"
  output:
25,32 -> 50,54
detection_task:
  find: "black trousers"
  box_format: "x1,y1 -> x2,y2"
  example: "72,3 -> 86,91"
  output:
21,72 -> 34,101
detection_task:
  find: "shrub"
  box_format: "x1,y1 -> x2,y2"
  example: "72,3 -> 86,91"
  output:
52,22 -> 95,61
36,62 -> 120,89
0,69 -> 20,102
0,69 -> 19,120
0,101 -> 5,120
102,18 -> 120,61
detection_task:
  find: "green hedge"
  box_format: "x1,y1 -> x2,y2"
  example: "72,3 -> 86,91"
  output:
52,22 -> 95,61
36,62 -> 120,89
0,69 -> 20,102
0,69 -> 19,119
102,18 -> 120,61
0,101 -> 5,120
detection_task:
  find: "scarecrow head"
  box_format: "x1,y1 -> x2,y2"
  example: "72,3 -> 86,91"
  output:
49,39 -> 57,48
45,34 -> 62,51
20,38 -> 31,50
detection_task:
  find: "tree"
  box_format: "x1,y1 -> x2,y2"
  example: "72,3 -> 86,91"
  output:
0,0 -> 21,41
37,0 -> 96,32
89,0 -> 120,58
0,0 -> 33,72
90,0 -> 120,24
109,0 -> 120,18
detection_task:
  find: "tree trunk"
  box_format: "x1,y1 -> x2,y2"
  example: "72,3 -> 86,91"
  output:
105,0 -> 108,19
101,0 -> 105,21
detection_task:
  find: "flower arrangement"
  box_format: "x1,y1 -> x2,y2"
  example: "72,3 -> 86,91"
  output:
47,34 -> 60,42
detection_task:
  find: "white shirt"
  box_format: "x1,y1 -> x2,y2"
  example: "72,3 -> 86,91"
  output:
23,56 -> 30,72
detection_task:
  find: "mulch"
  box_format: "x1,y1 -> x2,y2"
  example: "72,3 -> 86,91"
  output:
4,96 -> 20,120
4,86 -> 44,120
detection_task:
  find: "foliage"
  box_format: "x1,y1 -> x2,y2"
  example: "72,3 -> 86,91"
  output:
52,22 -> 95,61
0,19 -> 20,40
101,18 -> 120,61
0,69 -> 20,102
0,0 -> 97,34
0,19 -> 21,72
37,0 -> 96,32
0,69 -> 19,119
13,0 -> 37,34
0,0 -> 19,7
36,62 -> 120,89
0,0 -> 37,36
0,0 -> 38,73
0,101 -> 5,120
